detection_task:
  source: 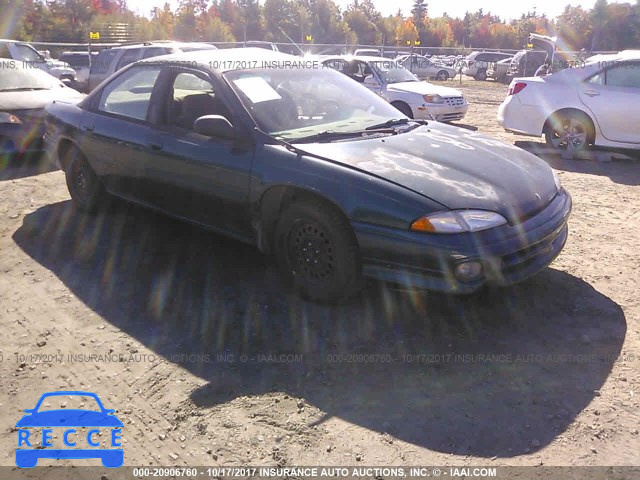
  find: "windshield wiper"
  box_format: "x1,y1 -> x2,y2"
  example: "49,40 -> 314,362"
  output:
293,129 -> 395,143
365,118 -> 414,130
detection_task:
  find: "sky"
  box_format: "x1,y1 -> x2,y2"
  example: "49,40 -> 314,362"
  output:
126,0 -> 626,21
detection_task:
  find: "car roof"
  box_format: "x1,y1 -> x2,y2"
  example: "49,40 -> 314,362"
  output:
139,47 -> 299,72
320,55 -> 394,63
108,41 -> 216,51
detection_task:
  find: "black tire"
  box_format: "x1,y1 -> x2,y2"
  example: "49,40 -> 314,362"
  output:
274,199 -> 362,303
392,101 -> 413,119
64,146 -> 105,212
544,111 -> 593,153
474,69 -> 487,81
436,70 -> 449,81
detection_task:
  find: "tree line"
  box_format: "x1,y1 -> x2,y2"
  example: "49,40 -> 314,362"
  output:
3,0 -> 640,51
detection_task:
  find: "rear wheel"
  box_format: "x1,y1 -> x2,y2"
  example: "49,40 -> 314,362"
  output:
64,146 -> 106,212
474,69 -> 487,81
274,199 -> 362,303
544,111 -> 593,153
391,101 -> 413,119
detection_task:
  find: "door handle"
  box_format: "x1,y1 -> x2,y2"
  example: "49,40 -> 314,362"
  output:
81,124 -> 94,132
583,89 -> 600,97
148,142 -> 163,151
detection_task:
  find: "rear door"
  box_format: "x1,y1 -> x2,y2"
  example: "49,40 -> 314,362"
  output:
579,61 -> 640,144
79,65 -> 163,200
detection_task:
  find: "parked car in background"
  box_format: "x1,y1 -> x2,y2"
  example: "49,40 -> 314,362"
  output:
321,56 -> 468,122
498,50 -> 640,153
44,48 -> 570,302
354,48 -> 381,57
487,57 -> 513,83
87,41 -> 218,91
244,41 -> 279,52
507,50 -> 548,79
462,51 -> 513,80
59,51 -> 99,92
0,39 -> 77,82
396,54 -> 457,80
0,64 -> 83,155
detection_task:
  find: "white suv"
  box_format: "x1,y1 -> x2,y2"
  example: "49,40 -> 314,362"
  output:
87,41 -> 217,91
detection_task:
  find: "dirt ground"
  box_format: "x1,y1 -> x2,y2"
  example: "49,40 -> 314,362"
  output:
1,78 -> 639,473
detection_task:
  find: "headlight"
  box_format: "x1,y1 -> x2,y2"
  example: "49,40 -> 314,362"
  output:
552,170 -> 561,191
411,210 -> 508,234
423,94 -> 444,104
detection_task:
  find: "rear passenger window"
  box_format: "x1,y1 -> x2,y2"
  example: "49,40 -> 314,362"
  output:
98,66 -> 161,121
91,50 -> 118,74
142,47 -> 172,59
605,63 -> 640,89
115,49 -> 142,70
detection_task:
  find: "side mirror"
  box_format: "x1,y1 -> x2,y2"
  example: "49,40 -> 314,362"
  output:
194,115 -> 236,139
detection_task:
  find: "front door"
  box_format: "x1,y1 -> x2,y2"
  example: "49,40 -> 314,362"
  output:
144,68 -> 255,238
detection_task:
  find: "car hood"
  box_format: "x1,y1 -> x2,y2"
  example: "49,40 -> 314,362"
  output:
294,123 -> 558,222
16,409 -> 123,427
0,87 -> 84,111
387,81 -> 463,97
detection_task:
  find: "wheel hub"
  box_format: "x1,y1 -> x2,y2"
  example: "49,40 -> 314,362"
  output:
290,223 -> 334,280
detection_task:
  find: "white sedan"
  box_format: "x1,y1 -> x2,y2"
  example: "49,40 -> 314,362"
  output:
498,50 -> 640,152
321,56 -> 468,122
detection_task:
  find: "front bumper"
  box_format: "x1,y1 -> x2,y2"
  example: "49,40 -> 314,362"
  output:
415,102 -> 469,122
354,188 -> 572,293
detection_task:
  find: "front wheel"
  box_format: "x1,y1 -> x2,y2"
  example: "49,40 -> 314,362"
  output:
474,69 -> 487,81
436,70 -> 449,81
274,200 -> 362,303
64,147 -> 106,212
391,101 -> 414,119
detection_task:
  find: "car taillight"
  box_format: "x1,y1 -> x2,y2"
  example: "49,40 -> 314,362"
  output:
508,82 -> 527,95
468,60 -> 474,67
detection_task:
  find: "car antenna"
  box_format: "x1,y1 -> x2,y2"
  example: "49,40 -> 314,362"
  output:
278,26 -> 304,55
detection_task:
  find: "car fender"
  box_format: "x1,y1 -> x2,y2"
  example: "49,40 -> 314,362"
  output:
252,144 -> 445,233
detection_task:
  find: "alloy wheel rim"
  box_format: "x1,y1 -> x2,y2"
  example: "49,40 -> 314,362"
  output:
551,118 -> 587,150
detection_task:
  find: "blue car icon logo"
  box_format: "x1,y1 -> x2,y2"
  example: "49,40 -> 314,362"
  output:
15,390 -> 123,468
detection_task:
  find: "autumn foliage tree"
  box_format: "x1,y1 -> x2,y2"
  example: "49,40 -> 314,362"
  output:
4,0 -> 640,51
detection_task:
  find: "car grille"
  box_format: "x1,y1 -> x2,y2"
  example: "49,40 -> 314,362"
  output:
437,112 -> 466,122
444,96 -> 465,106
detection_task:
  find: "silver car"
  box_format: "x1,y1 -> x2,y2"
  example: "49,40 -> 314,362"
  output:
397,54 -> 457,80
87,41 -> 217,92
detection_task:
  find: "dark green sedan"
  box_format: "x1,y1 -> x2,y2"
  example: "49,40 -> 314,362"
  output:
44,48 -> 571,303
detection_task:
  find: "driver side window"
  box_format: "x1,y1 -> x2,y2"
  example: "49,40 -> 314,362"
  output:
166,71 -> 232,130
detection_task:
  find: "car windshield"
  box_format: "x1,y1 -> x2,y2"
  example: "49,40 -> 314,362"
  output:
225,67 -> 409,141
13,43 -> 43,62
0,67 -> 59,91
369,60 -> 418,83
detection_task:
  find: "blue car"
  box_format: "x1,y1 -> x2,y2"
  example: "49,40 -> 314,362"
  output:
15,391 -> 123,468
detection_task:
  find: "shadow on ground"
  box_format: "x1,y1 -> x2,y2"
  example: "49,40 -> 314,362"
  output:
13,200 -> 626,458
516,140 -> 640,186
